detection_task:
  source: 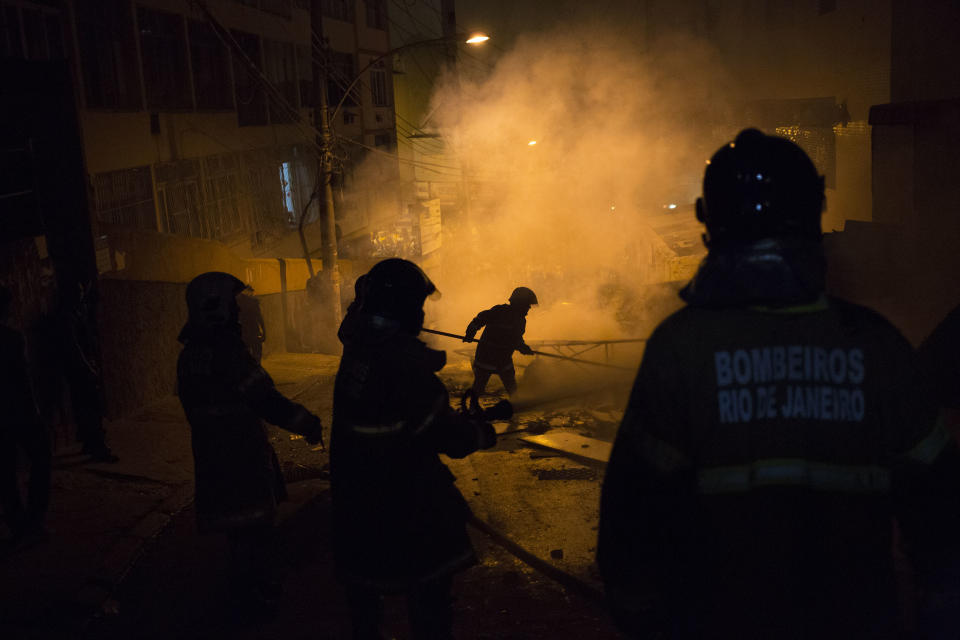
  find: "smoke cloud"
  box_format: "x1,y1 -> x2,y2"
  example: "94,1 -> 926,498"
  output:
421,24 -> 735,350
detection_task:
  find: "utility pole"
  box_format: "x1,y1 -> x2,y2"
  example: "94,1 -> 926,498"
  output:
310,0 -> 342,334
439,0 -> 472,229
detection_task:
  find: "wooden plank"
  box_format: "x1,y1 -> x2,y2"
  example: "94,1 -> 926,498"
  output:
519,432 -> 612,464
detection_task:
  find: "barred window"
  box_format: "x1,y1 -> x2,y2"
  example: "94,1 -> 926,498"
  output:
232,30 -> 268,126
74,0 -> 142,109
326,50 -> 358,108
92,167 -> 156,231
297,45 -> 313,108
322,0 -> 355,23
263,39 -> 299,123
138,7 -> 191,110
370,62 -> 389,107
189,20 -> 233,110
365,0 -> 386,30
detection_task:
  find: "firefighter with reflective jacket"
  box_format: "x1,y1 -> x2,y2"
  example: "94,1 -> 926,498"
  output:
597,129 -> 960,639
463,286 -> 538,397
177,272 -> 324,617
331,258 -> 507,640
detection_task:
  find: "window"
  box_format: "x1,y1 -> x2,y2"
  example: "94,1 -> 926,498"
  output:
0,3 -> 63,60
322,0 -> 354,23
232,30 -> 268,126
297,45 -> 313,108
74,0 -> 142,109
200,154 -> 246,239
365,0 -> 386,30
189,21 -> 233,110
370,62 -> 389,107
326,50 -> 357,108
92,167 -> 157,231
263,39 -> 299,123
138,7 -> 191,110
373,132 -> 393,148
0,4 -> 23,57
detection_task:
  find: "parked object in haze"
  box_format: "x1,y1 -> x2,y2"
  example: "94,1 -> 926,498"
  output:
62,280 -> 117,463
331,258 -> 499,639
176,271 -> 324,618
464,286 -> 538,397
598,129 -> 960,639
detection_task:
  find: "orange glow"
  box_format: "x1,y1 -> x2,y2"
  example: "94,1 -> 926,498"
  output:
466,33 -> 490,44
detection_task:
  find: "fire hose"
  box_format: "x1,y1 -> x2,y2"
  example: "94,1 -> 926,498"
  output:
420,328 -> 634,371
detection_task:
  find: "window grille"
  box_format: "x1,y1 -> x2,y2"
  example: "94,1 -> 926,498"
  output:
232,30 -> 268,126
365,0 -> 386,30
74,0 -> 141,109
370,62 -> 389,107
264,39 -> 299,123
189,20 -> 233,110
322,0 -> 355,23
137,7 -> 191,110
92,167 -> 156,231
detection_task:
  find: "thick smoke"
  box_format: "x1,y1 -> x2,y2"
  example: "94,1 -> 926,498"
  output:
423,25 -> 734,349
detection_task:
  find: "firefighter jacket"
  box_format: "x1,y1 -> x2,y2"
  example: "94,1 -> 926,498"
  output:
599,245 -> 960,639
177,327 -> 319,533
331,314 -> 496,591
465,304 -> 531,371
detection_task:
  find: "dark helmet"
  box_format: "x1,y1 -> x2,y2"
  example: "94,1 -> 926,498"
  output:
697,128 -> 824,248
185,271 -> 246,331
509,286 -> 538,307
361,258 -> 436,333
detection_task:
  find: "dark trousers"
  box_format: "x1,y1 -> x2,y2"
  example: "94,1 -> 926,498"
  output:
347,576 -> 454,640
0,421 -> 51,536
471,364 -> 517,396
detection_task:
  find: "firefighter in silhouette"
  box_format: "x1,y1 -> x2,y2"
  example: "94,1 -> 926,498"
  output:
463,287 -> 538,397
176,272 -> 324,618
0,286 -> 51,546
331,258 -> 507,639
598,129 -> 960,638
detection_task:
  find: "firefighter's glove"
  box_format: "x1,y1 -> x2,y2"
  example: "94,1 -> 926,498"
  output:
517,345 -> 534,356
482,399 -> 513,421
304,415 -> 326,449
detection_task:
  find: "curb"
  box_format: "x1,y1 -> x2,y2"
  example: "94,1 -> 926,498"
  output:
76,484 -> 195,625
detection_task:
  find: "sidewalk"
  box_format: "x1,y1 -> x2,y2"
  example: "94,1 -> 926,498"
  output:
0,352 -> 339,639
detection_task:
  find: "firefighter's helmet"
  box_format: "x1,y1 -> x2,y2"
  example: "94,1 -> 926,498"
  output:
185,271 -> 246,330
509,286 -> 538,307
361,258 -> 437,333
697,128 -> 824,248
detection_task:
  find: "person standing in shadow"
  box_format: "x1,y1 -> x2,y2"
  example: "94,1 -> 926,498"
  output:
177,272 -> 324,620
0,286 -> 51,547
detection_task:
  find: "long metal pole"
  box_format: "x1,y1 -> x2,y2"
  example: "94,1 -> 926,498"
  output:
439,0 -> 472,228
420,328 -> 633,370
311,0 -> 341,322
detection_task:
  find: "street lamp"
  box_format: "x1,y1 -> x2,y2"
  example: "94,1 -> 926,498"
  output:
330,33 -> 490,125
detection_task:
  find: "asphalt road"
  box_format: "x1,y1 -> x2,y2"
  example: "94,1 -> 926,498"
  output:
83,354 -> 628,639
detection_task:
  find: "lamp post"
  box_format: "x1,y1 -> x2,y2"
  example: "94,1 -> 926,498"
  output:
303,15 -> 486,348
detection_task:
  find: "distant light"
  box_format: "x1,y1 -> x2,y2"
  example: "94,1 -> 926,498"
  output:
729,142 -> 736,148
705,159 -> 711,165
465,33 -> 490,44
755,173 -> 763,180
755,203 -> 763,211
610,205 -> 616,211
527,140 -> 537,146
668,203 -> 677,209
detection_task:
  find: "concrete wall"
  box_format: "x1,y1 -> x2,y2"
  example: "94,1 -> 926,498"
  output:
98,279 -> 187,419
